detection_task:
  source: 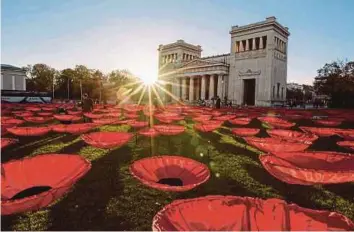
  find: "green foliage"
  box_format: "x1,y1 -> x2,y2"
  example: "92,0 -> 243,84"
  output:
314,60 -> 354,108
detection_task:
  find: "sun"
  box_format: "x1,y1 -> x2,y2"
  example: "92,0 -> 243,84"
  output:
136,69 -> 158,86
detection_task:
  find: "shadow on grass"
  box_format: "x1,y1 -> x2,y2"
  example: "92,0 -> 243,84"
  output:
324,183 -> 354,202
47,145 -> 132,230
1,133 -> 65,162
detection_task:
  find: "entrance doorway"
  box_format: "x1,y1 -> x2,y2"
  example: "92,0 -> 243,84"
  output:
243,79 -> 255,106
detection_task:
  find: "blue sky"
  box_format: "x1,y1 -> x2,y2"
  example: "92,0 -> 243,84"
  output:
2,0 -> 353,84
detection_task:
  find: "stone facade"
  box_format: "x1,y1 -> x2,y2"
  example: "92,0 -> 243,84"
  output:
1,64 -> 27,91
158,16 -> 290,106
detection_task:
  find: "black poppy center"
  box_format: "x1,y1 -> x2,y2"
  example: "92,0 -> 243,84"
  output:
157,178 -> 183,186
11,186 -> 52,200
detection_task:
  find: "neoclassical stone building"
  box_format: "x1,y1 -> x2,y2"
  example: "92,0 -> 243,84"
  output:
157,16 -> 290,106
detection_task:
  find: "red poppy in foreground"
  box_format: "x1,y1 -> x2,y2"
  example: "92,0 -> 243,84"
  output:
232,128 -> 260,137
299,126 -> 339,137
67,110 -> 82,116
130,156 -> 210,192
260,151 -> 354,185
51,123 -> 96,135
92,118 -> 119,125
258,116 -> 295,129
83,113 -> 104,119
1,138 -> 18,149
152,195 -> 354,231
229,117 -> 252,125
128,121 -> 149,128
138,128 -> 160,137
2,118 -> 25,126
267,129 -> 318,143
154,125 -> 185,136
37,112 -> 53,117
244,137 -> 310,153
7,127 -> 51,136
336,129 -> 354,140
1,154 -> 91,215
337,141 -> 354,151
81,132 -> 133,149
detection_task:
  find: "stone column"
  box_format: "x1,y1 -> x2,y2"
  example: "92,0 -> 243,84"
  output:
239,41 -> 244,52
176,78 -> 181,99
23,77 -> 26,90
201,75 -> 206,100
245,39 -> 249,51
260,37 -> 264,49
182,77 -> 187,100
195,77 -> 200,100
12,76 -> 15,90
209,75 -> 215,99
252,38 -> 256,50
217,74 -> 223,98
189,77 -> 194,102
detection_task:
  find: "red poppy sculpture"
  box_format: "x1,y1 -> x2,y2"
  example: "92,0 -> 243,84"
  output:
1,138 -> 18,149
258,116 -> 295,129
138,128 -> 160,137
152,195 -> 354,231
232,128 -> 260,137
53,114 -> 82,123
92,118 -> 119,125
267,129 -> 318,143
7,127 -> 51,137
37,112 -> 54,117
83,113 -> 104,119
2,118 -> 25,126
260,151 -> 354,185
24,117 -> 53,124
229,117 -> 252,125
51,123 -> 96,135
300,126 -> 339,137
128,121 -> 149,129
244,137 -> 310,153
336,129 -> 354,140
194,123 -> 221,132
81,132 -> 133,149
315,120 -> 342,127
1,154 -> 91,215
130,156 -> 210,192
337,141 -> 354,151
154,125 -> 185,136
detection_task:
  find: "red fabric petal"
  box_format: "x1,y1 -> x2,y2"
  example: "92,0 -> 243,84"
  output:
81,132 -> 133,149
232,128 -> 260,137
7,127 -> 51,136
245,137 -> 310,153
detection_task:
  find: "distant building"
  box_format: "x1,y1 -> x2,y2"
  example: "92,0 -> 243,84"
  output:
1,64 -> 27,91
287,82 -> 303,91
158,16 -> 290,106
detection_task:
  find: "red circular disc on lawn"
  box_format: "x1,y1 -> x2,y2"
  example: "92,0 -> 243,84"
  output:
13,112 -> 34,118
92,118 -> 119,125
1,138 -> 18,149
138,128 -> 159,137
336,129 -> 354,140
267,129 -> 318,143
2,118 -> 25,126
54,114 -> 82,122
83,113 -> 103,119
260,151 -> 354,185
232,128 -> 260,137
37,112 -> 53,117
244,137 -> 310,153
154,125 -> 185,136
128,121 -> 149,128
194,123 -> 221,132
51,123 -> 96,135
299,126 -> 338,137
24,117 -> 52,124
67,110 -> 82,116
7,127 -> 51,136
193,115 -> 212,123
130,156 -> 210,192
337,141 -> 354,151
81,132 -> 133,149
229,117 -> 252,125
1,154 -> 91,215
214,115 -> 236,121
152,195 -> 354,231
315,120 -> 342,127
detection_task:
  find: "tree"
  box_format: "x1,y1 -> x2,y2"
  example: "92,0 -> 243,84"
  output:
314,60 -> 354,108
25,64 -> 58,92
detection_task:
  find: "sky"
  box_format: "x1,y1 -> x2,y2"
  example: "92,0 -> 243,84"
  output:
1,0 -> 353,85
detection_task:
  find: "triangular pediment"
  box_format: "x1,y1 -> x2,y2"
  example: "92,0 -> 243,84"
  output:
181,59 -> 225,68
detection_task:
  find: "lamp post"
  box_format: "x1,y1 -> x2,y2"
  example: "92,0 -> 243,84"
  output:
52,76 -> 55,100
67,78 -> 70,100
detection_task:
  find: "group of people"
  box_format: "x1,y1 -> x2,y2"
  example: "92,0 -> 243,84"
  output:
196,96 -> 232,109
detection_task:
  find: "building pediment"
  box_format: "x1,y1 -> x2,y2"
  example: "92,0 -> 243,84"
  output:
181,59 -> 227,69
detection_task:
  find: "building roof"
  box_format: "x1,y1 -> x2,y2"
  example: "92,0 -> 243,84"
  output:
1,64 -> 25,72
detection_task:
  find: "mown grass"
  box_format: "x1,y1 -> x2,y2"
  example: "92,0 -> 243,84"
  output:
1,116 -> 354,231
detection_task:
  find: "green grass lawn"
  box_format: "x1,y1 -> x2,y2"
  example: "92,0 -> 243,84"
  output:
1,116 -> 354,231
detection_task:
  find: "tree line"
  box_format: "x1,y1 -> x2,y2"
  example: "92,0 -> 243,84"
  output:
24,64 -> 141,103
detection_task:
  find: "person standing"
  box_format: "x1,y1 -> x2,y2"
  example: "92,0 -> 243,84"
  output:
82,93 -> 94,122
216,96 -> 221,109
